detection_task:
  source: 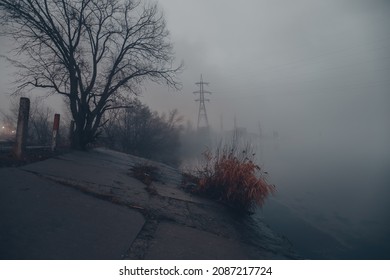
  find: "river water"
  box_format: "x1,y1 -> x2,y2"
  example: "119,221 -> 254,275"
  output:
254,136 -> 390,259
181,133 -> 390,259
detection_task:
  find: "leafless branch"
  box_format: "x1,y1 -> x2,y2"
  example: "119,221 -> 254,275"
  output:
0,0 -> 182,149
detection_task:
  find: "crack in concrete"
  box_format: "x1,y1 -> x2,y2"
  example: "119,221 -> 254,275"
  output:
20,158 -> 300,260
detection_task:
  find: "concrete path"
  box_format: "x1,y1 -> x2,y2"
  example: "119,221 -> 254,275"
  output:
0,148 -> 299,260
0,168 -> 144,259
145,222 -> 249,260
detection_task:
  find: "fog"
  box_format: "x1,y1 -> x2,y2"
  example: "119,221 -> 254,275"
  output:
1,0 -> 389,258
146,0 -> 390,259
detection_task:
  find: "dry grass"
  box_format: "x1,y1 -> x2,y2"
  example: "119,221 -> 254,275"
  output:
189,140 -> 275,212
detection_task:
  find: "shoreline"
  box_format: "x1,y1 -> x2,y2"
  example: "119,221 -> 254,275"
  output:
0,147 -> 300,259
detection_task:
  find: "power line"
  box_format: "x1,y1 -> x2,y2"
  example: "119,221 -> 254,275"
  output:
193,74 -> 211,130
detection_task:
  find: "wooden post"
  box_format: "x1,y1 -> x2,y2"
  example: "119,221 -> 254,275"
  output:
51,114 -> 60,152
13,97 -> 30,159
69,120 -> 75,147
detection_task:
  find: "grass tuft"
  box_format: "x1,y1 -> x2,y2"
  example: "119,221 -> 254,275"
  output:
186,139 -> 275,213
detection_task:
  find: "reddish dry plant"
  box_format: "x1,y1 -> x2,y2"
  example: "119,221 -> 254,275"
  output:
194,146 -> 275,212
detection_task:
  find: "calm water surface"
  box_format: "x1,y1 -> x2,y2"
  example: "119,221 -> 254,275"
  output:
255,137 -> 390,259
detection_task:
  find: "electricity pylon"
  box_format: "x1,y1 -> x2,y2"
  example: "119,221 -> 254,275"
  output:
193,74 -> 211,130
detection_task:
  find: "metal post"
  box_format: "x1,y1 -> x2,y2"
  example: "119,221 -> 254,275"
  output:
13,97 -> 30,159
51,114 -> 60,152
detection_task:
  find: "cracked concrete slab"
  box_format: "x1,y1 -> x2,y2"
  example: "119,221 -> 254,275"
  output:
153,182 -> 216,206
145,222 -> 249,260
21,156 -> 121,187
1,148 -> 300,260
0,168 -> 145,259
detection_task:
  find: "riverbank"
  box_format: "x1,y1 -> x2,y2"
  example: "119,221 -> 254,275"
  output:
0,148 -> 299,259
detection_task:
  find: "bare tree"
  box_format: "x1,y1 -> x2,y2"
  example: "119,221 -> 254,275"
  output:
0,0 -> 181,149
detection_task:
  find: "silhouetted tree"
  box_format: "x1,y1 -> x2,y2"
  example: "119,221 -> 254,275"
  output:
0,0 -> 181,149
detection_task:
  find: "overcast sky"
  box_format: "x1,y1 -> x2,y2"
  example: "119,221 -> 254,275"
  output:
143,0 -> 389,151
1,0 -> 389,151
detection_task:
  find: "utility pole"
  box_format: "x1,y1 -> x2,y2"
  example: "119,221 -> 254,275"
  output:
193,74 -> 211,130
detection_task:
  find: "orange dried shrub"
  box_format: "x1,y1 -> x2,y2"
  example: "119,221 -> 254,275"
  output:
194,144 -> 275,212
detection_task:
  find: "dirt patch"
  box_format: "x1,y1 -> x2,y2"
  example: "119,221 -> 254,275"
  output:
130,164 -> 164,196
130,164 -> 163,185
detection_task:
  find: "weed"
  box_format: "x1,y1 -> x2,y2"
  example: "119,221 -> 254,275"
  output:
188,139 -> 275,213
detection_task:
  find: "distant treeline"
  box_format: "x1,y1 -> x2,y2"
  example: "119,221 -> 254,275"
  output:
1,97 -> 212,166
100,98 -> 184,166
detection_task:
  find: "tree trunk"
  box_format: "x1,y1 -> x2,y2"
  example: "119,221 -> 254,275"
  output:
70,117 -> 99,150
71,128 -> 86,150
71,119 -> 90,150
